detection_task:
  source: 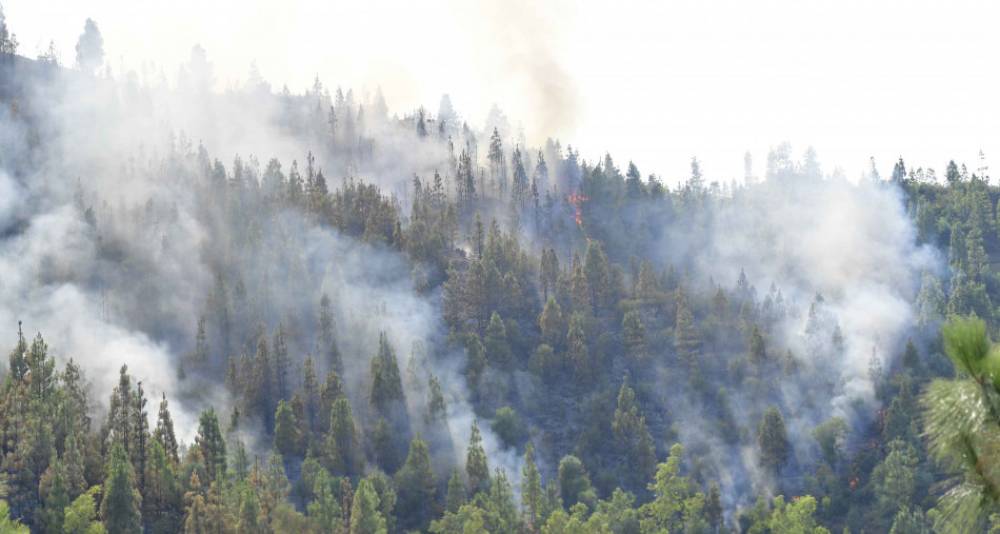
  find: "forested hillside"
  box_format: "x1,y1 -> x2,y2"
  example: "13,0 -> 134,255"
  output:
2,12 -> 1000,534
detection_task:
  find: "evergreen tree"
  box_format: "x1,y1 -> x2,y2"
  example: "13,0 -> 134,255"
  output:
324,397 -> 362,477
152,394 -> 179,466
622,310 -> 647,365
557,455 -> 595,509
466,420 -> 490,497
395,436 -> 437,531
101,443 -> 142,534
445,470 -> 466,513
369,333 -> 405,417
194,409 -> 226,485
567,312 -> 591,385
539,297 -> 565,350
757,406 -> 790,476
274,400 -> 303,458
349,479 -> 387,534
484,311 -> 513,368
521,443 -> 543,529
62,487 -> 104,534
612,377 -> 657,491
37,455 -> 70,533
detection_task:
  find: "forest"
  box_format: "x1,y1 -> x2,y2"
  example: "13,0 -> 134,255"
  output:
3,8 -> 1000,534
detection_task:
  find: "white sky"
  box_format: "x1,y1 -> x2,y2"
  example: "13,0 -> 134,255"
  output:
5,0 -> 999,183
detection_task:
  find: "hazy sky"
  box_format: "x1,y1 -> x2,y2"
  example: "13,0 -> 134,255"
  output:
5,0 -> 999,183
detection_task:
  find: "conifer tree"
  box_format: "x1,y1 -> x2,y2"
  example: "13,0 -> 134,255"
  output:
757,406 -> 790,476
349,479 -> 387,534
612,377 -> 657,491
369,333 -> 405,417
484,311 -> 513,368
194,409 -> 226,485
274,400 -> 303,458
567,312 -> 590,385
325,397 -> 362,477
466,420 -> 490,497
144,440 -> 182,534
273,324 -> 290,401
521,443 -> 543,529
37,455 -> 70,533
152,394 -> 179,466
539,297 -> 565,350
62,487 -> 103,534
101,442 -> 142,534
622,310 -> 647,365
395,436 -> 437,531
445,470 -> 466,513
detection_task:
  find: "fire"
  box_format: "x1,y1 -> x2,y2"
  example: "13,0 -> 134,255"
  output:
567,192 -> 588,226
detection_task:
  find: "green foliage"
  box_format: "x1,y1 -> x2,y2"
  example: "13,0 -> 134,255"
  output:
558,455 -> 596,509
491,407 -> 528,449
395,436 -> 437,531
100,443 -> 142,534
349,479 -> 387,534
758,406 -> 790,476
922,315 -> 1000,531
466,421 -> 490,497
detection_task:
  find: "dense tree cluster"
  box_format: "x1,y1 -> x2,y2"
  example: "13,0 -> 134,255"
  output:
3,14 -> 1000,533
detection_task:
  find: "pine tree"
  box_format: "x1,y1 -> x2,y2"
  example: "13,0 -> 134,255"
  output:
273,324 -> 291,402
622,310 -> 647,365
521,443 -> 543,529
395,436 -> 437,531
63,432 -> 88,500
757,406 -> 790,476
748,325 -> 767,368
612,377 -> 657,491
484,311 -> 513,368
674,293 -> 701,366
301,356 -> 321,436
274,400 -> 303,458
540,249 -> 559,302
194,409 -> 226,485
557,455 -> 594,509
583,240 -> 612,312
369,333 -> 405,417
466,420 -> 490,497
371,417 -> 400,474
318,370 -> 344,435
349,479 -> 387,534
106,365 -> 133,457
325,397 -> 361,477
445,469 -> 466,513
144,440 -> 182,534
130,381 -> 149,496
318,294 -> 344,374
567,312 -> 591,385
539,297 -> 565,350
62,487 -> 103,534
37,455 -> 70,533
101,442 -> 142,534
152,394 -> 179,466
250,334 -> 276,432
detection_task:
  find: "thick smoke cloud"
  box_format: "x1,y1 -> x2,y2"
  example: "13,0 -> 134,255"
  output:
0,54 -> 517,480
657,168 -> 940,510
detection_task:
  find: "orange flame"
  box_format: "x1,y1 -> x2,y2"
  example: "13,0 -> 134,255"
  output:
567,192 -> 588,226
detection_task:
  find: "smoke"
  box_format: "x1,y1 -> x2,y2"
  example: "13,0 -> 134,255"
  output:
466,0 -> 579,143
658,166 -> 940,509
0,51 -> 523,486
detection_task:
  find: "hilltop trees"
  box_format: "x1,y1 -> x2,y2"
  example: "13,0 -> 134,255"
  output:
0,3 -> 18,55
6,51 -> 1000,534
74,18 -> 103,73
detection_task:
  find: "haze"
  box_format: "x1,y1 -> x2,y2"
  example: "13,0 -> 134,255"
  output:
7,0 -> 998,182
